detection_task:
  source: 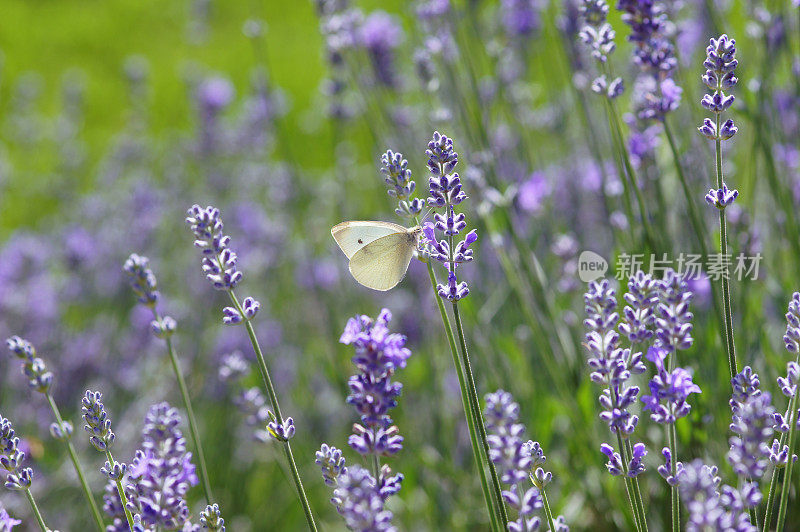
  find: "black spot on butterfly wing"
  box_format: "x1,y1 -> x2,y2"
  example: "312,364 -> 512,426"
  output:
358,239 -> 363,244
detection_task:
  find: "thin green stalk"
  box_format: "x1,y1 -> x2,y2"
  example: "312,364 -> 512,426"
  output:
668,421 -> 679,532
451,301 -> 510,528
607,96 -> 659,254
106,450 -> 135,531
540,487 -> 557,531
763,442 -> 784,531
662,119 -> 728,343
714,112 -> 738,379
775,389 -> 799,532
228,291 -> 318,532
615,432 -> 643,532
24,489 -> 48,531
623,436 -> 649,532
414,211 -> 505,531
154,310 -> 213,503
417,224 -> 502,532
45,394 -> 105,531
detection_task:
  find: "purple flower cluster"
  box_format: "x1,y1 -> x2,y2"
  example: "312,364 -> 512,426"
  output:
358,11 -> 403,88
484,390 -> 544,532
339,309 -> 410,456
699,35 -> 740,207
500,0 -> 543,38
331,465 -> 398,532
641,346 -> 701,424
380,149 -> 424,218
619,271 -> 658,345
679,460 -> 758,531
6,335 -> 53,394
122,253 -> 160,307
186,205 -> 261,325
0,415 -> 33,491
654,269 -> 694,355
82,390 -> 117,453
315,443 -> 347,487
104,403 -> 199,531
584,280 -> 646,437
0,505 -> 21,529
728,387 -> 774,480
421,132 -> 478,302
615,0 -> 682,120
578,0 -> 624,99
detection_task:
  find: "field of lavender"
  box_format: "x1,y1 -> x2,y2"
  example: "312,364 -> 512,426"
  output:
1,0 -> 800,530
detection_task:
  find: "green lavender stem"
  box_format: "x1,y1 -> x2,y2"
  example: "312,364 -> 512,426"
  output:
24,488 -> 49,532
540,486 -> 557,531
662,119 -> 728,347
616,432 -> 643,532
45,394 -> 106,531
227,291 -> 317,532
714,112 -> 738,380
775,388 -> 799,532
416,218 -> 502,532
105,450 -> 135,531
151,308 -> 214,504
451,301 -> 509,528
668,421 -> 679,532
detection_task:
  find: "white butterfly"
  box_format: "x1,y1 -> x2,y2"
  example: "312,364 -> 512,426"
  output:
331,221 -> 423,291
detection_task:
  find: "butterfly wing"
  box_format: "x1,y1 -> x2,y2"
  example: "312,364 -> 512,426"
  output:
348,232 -> 416,291
331,221 -> 407,259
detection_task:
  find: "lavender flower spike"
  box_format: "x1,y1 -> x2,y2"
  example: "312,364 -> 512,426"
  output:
485,390 -> 545,531
6,336 -> 53,393
422,132 -> 478,302
199,504 -> 226,531
1,415 -> 52,530
332,465 -> 397,532
81,390 -> 116,453
340,309 -> 410,457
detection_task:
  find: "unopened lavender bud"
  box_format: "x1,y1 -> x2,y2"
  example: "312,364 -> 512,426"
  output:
150,316 -> 176,339
50,421 -> 73,441
267,417 -> 295,442
600,443 -> 623,476
101,460 -> 127,481
241,297 -> 260,320
199,503 -> 226,531
705,183 -> 739,209
316,443 -> 347,486
222,307 -> 243,325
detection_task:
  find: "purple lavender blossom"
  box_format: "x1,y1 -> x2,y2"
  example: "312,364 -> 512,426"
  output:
658,447 -> 684,485
6,336 -> 53,393
578,0 -> 624,99
654,269 -> 694,354
705,183 -> 739,209
122,254 -> 160,307
340,309 -> 410,456
641,346 -> 701,424
584,280 -> 645,437
679,460 -> 758,531
316,443 -> 347,487
422,132 -> 478,302
380,150 -> 424,218
501,0 -> 543,38
81,390 -> 116,452
618,271 -> 658,345
728,390 -> 774,480
332,465 -> 397,532
0,505 -> 21,530
0,415 -> 33,491
484,390 -> 543,531
185,205 -> 262,325
104,403 -> 199,531
358,11 -> 403,88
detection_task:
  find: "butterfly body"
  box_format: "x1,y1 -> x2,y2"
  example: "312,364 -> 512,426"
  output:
331,221 -> 422,291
